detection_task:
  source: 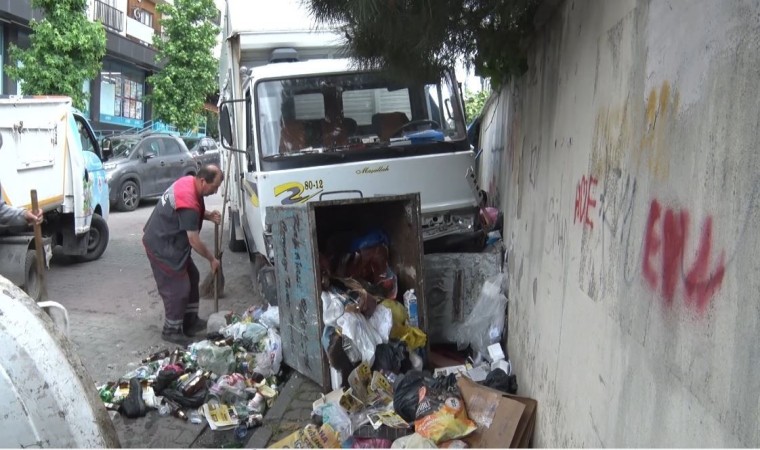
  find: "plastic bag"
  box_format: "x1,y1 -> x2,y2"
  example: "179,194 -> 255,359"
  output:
253,327 -> 283,377
319,402 -> 353,444
455,273 -> 507,356
210,373 -> 249,404
221,321 -> 267,342
372,341 -> 407,374
368,304 -> 392,343
337,312 -> 383,364
207,310 -> 232,334
322,290 -> 347,327
391,433 -> 437,449
414,374 -> 477,443
352,437 -> 393,448
392,370 -> 427,422
259,306 -> 280,329
191,340 -> 236,375
481,368 -> 518,394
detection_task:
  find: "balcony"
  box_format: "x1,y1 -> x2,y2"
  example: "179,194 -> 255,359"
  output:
126,17 -> 155,46
95,0 -> 124,32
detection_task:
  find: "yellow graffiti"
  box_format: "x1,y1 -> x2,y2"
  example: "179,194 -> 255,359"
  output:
274,181 -> 322,205
638,80 -> 679,179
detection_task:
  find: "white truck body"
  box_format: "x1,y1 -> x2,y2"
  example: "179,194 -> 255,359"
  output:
0,275 -> 120,447
219,0 -> 480,261
0,96 -> 110,298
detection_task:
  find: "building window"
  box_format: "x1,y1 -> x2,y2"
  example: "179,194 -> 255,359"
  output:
134,8 -> 153,27
99,60 -> 146,127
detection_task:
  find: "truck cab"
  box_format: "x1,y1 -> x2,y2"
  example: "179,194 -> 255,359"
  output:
219,6 -> 480,262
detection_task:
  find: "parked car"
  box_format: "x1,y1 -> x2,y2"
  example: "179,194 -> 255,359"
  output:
103,132 -> 198,211
183,136 -> 220,168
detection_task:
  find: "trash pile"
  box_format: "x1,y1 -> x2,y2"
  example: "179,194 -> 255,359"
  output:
96,305 -> 284,441
266,229 -> 531,448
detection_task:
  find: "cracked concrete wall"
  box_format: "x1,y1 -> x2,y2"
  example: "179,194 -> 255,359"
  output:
478,0 -> 760,446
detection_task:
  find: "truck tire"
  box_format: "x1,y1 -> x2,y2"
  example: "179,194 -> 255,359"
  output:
23,249 -> 42,301
73,214 -> 109,262
228,212 -> 247,253
117,180 -> 140,212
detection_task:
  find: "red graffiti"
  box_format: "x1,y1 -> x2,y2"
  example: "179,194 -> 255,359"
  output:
574,175 -> 598,228
641,199 -> 726,313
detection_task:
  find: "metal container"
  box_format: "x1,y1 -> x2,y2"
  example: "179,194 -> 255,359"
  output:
267,194 -> 426,390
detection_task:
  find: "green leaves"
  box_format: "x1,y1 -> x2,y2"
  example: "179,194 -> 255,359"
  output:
465,88 -> 491,122
5,0 -> 105,110
147,0 -> 219,132
306,0 -> 537,85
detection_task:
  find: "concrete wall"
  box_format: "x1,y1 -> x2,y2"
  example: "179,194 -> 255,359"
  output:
479,0 -> 760,446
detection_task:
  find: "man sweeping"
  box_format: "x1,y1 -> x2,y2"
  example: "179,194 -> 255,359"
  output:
143,164 -> 223,345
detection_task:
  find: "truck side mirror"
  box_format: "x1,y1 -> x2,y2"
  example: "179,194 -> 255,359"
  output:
219,105 -> 234,147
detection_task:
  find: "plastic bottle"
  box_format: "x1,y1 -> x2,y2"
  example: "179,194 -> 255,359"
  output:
403,289 -> 419,328
158,402 -> 171,416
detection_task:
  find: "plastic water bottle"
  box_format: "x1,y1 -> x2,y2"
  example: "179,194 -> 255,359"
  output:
403,289 -> 419,328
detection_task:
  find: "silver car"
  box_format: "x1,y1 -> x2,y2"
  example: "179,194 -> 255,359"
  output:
183,136 -> 220,168
103,132 -> 198,211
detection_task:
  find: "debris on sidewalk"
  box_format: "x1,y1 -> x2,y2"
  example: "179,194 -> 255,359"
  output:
269,232 -> 535,448
95,305 -> 284,438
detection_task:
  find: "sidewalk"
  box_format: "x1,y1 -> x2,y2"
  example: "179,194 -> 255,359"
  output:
246,372 -> 323,448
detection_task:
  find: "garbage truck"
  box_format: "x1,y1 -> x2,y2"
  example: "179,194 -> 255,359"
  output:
218,0 -> 486,303
0,96 -> 111,300
0,274 -> 120,447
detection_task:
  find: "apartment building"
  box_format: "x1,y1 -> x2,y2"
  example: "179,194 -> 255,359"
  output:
0,0 -> 220,135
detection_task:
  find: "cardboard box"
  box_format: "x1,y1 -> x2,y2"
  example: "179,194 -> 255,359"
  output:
457,376 -> 537,448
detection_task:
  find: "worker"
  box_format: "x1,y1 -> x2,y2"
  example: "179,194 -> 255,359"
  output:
142,165 -> 223,345
0,181 -> 44,228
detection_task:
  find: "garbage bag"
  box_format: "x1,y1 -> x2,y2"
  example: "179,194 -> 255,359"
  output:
260,306 -> 280,329
337,312 -> 383,365
392,370 -> 427,422
254,327 -> 283,377
221,321 -> 267,342
153,367 -> 182,395
319,402 -> 353,444
191,340 -> 236,375
480,368 -> 518,394
414,374 -> 477,443
161,386 -> 208,409
455,273 -> 507,356
391,433 -> 437,449
368,304 -> 392,343
207,310 -> 232,334
350,229 -> 390,252
352,438 -> 393,448
322,290 -> 347,327
372,341 -> 407,374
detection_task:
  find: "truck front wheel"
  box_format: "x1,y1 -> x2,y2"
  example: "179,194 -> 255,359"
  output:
23,250 -> 42,301
73,214 -> 109,263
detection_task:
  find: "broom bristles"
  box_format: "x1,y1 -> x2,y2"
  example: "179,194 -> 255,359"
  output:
200,263 -> 226,299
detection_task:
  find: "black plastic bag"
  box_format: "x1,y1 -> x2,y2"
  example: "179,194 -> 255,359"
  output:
392,370 -> 427,422
372,341 -> 408,374
480,368 -> 518,394
152,369 -> 181,396
162,386 -> 209,408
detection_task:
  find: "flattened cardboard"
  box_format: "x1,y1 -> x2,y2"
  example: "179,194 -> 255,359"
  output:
505,394 -> 537,448
457,376 -> 533,448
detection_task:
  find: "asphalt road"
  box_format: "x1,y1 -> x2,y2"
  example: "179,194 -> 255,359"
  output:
46,192 -> 260,386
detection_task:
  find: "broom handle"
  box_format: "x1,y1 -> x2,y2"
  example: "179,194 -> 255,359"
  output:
30,190 -> 47,301
214,223 -> 219,312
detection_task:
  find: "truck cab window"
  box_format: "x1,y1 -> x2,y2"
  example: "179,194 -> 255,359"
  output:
75,116 -> 100,159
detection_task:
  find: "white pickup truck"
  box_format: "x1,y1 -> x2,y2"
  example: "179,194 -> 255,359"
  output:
0,96 -> 111,299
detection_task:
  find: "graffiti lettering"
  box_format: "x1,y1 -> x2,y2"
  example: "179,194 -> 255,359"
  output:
641,199 -> 726,312
574,175 -> 598,228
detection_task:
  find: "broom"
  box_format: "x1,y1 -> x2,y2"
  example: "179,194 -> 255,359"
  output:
200,164 -> 231,304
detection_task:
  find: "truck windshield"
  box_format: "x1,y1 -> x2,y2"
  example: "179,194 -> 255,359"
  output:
255,71 -> 466,158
